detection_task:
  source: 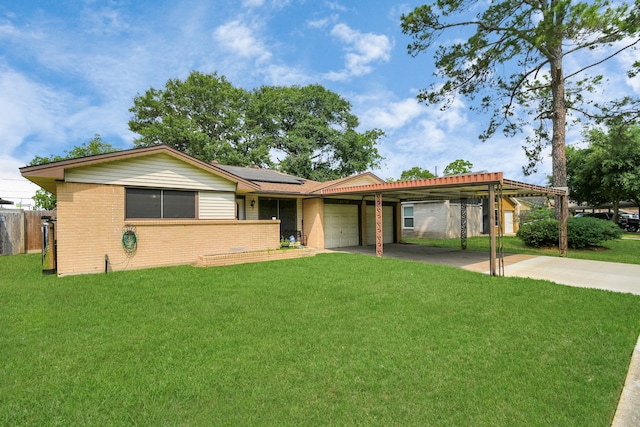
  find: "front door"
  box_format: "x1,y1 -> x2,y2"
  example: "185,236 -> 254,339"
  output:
504,211 -> 514,234
259,198 -> 297,238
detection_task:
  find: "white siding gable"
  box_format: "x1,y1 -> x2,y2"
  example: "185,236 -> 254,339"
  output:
336,175 -> 383,188
65,153 -> 236,192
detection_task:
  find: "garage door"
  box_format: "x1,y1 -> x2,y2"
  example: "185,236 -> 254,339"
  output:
366,205 -> 394,245
324,204 -> 360,248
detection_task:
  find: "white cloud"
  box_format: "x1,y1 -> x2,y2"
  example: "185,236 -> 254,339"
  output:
80,6 -> 130,35
242,0 -> 265,7
0,68 -> 60,155
213,20 -> 272,63
262,64 -> 313,86
329,23 -> 392,77
614,41 -> 640,93
326,2 -> 347,12
0,157 -> 40,206
361,98 -> 423,130
323,70 -> 350,82
0,69 -> 61,204
307,14 -> 339,29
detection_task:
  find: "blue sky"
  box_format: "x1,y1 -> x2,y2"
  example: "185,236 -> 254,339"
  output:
1,1 -> 639,207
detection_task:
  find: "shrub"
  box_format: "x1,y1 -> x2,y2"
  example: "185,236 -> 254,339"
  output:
516,216 -> 621,249
516,219 -> 559,247
567,216 -> 622,249
519,207 -> 554,224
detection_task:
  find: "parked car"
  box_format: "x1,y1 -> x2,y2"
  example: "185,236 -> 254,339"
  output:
618,213 -> 639,233
574,212 -> 613,220
574,212 -> 639,232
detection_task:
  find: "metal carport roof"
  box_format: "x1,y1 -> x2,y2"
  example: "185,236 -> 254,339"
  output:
319,172 -> 567,200
319,172 -> 568,276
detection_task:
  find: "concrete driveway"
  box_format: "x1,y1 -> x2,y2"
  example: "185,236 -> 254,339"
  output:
337,243 -> 640,295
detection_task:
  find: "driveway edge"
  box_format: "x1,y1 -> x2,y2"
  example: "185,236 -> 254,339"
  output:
611,334 -> 640,426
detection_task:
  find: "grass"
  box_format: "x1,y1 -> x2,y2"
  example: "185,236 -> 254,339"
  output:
1,253 -> 640,426
404,234 -> 640,264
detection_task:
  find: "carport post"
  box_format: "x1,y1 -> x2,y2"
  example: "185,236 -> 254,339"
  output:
488,184 -> 497,276
460,198 -> 467,250
375,193 -> 383,257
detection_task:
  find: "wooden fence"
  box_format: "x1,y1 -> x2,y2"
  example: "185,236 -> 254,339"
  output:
0,209 -> 56,255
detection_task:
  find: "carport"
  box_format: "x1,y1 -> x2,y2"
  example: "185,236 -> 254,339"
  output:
321,172 -> 568,276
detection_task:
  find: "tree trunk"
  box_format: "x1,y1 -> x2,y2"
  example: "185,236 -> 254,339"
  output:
550,51 -> 569,256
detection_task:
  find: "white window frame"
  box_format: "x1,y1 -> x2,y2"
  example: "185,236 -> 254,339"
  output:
403,205 -> 414,229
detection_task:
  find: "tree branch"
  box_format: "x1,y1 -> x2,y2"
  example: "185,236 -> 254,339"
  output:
563,37 -> 640,81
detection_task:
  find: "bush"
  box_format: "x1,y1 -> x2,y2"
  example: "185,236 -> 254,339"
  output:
519,207 -> 554,224
516,216 -> 621,249
516,219 -> 559,247
567,216 -> 622,249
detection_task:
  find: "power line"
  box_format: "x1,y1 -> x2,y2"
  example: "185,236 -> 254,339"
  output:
0,189 -> 35,194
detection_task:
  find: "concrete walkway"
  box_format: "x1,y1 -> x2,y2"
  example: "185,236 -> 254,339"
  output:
333,243 -> 640,426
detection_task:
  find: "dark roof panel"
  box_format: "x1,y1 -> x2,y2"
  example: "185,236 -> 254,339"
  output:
215,164 -> 305,185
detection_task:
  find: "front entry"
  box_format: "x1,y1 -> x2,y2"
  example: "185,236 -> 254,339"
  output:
259,198 -> 297,239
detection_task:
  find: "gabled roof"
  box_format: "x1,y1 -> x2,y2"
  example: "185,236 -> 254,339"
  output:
320,172 -> 567,200
309,172 -> 385,194
0,197 -> 14,205
20,145 -> 260,194
214,166 -> 386,196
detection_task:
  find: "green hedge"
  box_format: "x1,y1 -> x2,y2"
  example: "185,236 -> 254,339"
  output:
517,217 -> 622,249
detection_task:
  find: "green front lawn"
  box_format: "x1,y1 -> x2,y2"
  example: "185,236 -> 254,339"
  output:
1,253 -> 639,426
404,235 -> 640,264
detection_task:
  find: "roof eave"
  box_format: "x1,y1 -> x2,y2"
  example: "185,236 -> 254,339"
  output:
20,145 -> 261,193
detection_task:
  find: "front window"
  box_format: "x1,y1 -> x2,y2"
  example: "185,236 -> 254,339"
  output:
126,188 -> 196,219
403,205 -> 414,228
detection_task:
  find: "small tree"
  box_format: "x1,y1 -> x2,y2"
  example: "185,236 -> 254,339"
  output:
443,159 -> 473,176
567,123 -> 640,221
29,135 -> 119,210
397,166 -> 436,181
32,189 -> 57,211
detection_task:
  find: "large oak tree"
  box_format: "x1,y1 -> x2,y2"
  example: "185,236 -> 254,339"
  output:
129,72 -> 263,167
248,84 -> 383,181
129,72 -> 383,181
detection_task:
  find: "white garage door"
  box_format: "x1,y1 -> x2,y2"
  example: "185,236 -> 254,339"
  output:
366,205 -> 394,245
324,204 -> 360,248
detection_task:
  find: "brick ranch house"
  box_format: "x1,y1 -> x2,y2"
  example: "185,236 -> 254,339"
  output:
20,145 -> 566,276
